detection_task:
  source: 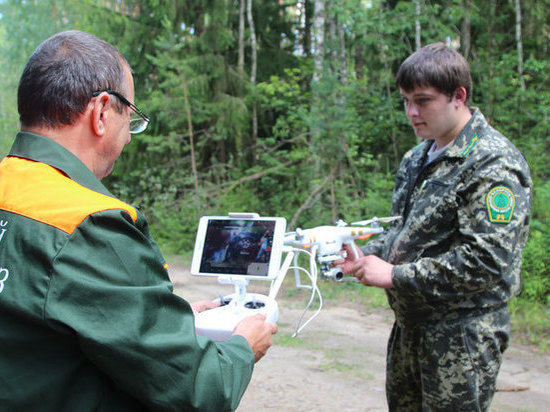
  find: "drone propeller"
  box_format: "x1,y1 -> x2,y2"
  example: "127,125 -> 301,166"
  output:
351,215 -> 402,226
334,219 -> 348,227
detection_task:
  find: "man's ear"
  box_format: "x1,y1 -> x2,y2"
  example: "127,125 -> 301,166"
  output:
453,87 -> 468,107
90,92 -> 111,136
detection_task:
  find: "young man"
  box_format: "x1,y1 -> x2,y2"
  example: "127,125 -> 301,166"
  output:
0,30 -> 276,411
337,43 -> 532,411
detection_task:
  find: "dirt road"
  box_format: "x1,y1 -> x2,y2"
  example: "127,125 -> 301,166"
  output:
169,263 -> 550,412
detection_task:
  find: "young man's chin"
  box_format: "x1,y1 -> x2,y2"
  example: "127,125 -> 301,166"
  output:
413,131 -> 430,140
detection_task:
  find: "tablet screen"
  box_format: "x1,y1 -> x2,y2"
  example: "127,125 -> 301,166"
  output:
190,216 -> 286,280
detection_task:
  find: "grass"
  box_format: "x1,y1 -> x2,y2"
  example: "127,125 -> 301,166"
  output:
317,358 -> 376,380
317,279 -> 389,309
509,299 -> 550,352
273,332 -> 322,350
318,360 -> 359,373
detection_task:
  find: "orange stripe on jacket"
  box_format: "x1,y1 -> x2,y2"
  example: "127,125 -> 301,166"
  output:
0,157 -> 137,234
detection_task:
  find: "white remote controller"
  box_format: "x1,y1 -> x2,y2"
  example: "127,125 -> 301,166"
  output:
195,292 -> 279,342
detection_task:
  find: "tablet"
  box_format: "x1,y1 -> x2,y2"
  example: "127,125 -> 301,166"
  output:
190,216 -> 287,280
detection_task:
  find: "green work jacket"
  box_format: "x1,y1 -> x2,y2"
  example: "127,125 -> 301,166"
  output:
0,132 -> 254,411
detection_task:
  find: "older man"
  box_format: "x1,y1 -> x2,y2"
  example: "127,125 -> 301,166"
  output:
0,30 -> 276,411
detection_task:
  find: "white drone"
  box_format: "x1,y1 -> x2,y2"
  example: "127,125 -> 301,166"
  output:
285,216 -> 401,281
283,215 -> 401,336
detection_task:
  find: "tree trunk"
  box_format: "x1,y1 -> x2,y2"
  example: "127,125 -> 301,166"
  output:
302,0 -> 313,57
415,0 -> 421,50
514,0 -> 525,135
337,18 -> 347,86
461,0 -> 471,59
289,170 -> 333,230
328,2 -> 347,221
238,0 -> 245,75
514,0 -> 526,91
246,0 -> 258,157
312,0 -> 325,85
378,6 -> 400,166
354,32 -> 366,80
181,80 -> 201,214
486,0 -> 496,121
311,0 -> 325,174
381,45 -> 399,168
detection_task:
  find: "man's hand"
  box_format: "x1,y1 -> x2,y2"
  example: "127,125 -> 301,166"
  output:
347,255 -> 394,288
190,300 -> 220,316
333,243 -> 364,271
334,244 -> 394,289
233,314 -> 278,362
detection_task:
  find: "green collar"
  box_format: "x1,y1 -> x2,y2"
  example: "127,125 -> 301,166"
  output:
8,132 -> 113,198
413,108 -> 484,161
444,108 -> 483,158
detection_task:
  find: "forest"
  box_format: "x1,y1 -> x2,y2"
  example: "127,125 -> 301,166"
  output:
0,0 -> 548,342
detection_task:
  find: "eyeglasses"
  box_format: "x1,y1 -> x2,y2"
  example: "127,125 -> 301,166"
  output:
92,90 -> 150,134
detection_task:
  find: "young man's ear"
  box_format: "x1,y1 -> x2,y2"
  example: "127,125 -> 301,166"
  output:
453,87 -> 468,106
90,92 -> 111,136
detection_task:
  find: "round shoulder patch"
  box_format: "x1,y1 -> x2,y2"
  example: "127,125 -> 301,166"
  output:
486,186 -> 516,223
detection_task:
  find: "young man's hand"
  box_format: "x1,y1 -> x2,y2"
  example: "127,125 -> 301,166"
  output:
334,244 -> 394,289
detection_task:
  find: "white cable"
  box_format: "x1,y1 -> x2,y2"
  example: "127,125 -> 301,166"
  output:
287,265 -> 318,337
291,278 -> 322,337
293,245 -> 323,336
287,245 -> 324,337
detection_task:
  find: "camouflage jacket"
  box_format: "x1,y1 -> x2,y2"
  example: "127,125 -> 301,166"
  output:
363,109 -> 532,325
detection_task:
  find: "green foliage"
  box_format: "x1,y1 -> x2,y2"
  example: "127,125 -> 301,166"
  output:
147,195 -> 201,255
521,230 -> 550,304
509,299 -> 550,350
0,0 -> 549,324
520,180 -> 550,305
0,0 -> 70,156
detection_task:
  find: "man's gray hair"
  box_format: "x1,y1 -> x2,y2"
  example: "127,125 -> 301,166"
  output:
18,30 -> 130,128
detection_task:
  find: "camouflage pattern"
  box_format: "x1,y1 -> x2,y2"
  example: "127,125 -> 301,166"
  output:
385,307 -> 510,411
362,108 -> 532,410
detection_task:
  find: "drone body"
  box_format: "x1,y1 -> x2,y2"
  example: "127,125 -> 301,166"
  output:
290,225 -> 383,260
285,216 -> 401,280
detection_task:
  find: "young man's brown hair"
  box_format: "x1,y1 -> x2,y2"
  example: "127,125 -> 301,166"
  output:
395,42 -> 472,105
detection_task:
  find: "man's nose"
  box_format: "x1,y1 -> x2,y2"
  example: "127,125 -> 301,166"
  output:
405,102 -> 419,117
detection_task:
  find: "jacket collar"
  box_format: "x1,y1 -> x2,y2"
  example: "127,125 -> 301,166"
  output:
412,107 -> 484,163
8,132 -> 114,197
444,107 -> 484,159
